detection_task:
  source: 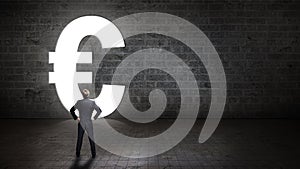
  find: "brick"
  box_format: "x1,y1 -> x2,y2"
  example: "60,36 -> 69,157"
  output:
0,0 -> 299,118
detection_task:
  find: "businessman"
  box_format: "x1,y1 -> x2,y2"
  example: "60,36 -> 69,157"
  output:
70,89 -> 101,158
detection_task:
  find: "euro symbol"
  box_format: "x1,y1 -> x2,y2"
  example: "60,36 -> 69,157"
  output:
48,13 -> 227,158
49,16 -> 125,118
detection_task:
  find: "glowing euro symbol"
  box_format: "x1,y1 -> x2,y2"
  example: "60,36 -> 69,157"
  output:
48,13 -> 227,158
49,16 -> 125,118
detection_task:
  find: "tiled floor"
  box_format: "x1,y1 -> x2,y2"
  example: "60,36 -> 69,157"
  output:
0,119 -> 299,169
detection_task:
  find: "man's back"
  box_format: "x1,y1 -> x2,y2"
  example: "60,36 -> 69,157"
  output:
71,98 -> 101,131
70,89 -> 100,158
75,98 -> 97,121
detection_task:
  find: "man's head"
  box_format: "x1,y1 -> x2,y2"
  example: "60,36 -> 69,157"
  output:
82,89 -> 90,98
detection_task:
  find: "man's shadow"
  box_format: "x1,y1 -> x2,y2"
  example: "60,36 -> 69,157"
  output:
69,158 -> 94,169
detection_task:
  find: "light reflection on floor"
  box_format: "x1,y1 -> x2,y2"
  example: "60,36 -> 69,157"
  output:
0,119 -> 299,169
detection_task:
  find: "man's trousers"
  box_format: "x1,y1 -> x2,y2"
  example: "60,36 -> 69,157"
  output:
76,122 -> 96,156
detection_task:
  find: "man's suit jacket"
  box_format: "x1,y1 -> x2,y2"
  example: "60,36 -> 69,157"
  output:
70,98 -> 101,138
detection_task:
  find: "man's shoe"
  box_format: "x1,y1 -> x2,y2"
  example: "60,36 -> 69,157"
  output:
92,154 -> 96,158
76,153 -> 80,157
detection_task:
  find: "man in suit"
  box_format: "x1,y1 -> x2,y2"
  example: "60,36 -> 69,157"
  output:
70,89 -> 101,158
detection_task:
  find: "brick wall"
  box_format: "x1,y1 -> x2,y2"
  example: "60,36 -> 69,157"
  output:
0,0 -> 299,118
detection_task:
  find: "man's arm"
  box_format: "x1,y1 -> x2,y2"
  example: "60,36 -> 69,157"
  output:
70,106 -> 78,120
93,102 -> 102,120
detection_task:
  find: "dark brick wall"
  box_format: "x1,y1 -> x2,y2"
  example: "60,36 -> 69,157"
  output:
0,0 -> 299,118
